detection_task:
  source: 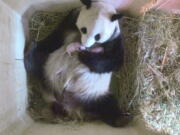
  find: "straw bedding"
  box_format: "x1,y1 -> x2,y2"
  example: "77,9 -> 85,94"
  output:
136,10 -> 180,135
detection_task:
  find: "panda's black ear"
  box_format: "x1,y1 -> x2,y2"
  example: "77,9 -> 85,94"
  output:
111,13 -> 123,21
80,0 -> 92,9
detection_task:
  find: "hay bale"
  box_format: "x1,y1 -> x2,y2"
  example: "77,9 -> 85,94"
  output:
137,10 -> 180,135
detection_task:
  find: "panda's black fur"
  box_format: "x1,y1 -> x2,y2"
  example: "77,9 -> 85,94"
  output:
78,35 -> 124,73
24,8 -> 132,127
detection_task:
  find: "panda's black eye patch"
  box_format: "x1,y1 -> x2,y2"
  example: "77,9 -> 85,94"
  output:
80,27 -> 87,34
95,34 -> 101,41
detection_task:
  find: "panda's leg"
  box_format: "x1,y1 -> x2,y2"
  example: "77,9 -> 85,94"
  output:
84,94 -> 133,127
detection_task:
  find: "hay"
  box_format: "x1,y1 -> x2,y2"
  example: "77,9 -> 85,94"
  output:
112,11 -> 180,135
27,8 -> 180,134
29,11 -> 69,41
137,10 -> 180,135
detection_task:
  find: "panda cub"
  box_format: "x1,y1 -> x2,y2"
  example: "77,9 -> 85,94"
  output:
25,0 -> 132,127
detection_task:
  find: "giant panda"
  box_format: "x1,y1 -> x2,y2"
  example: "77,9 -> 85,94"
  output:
24,0 -> 132,127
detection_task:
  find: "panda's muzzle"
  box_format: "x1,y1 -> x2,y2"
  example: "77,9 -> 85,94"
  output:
81,42 -> 104,53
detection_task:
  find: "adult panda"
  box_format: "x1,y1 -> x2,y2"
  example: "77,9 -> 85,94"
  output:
24,0 -> 132,127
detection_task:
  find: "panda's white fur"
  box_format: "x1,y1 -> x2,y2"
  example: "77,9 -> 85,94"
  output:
76,2 -> 120,47
45,32 -> 111,101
